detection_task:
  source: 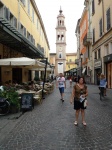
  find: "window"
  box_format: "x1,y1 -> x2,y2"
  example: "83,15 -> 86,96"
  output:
20,24 -> 24,34
106,8 -> 111,31
92,0 -> 95,15
69,59 -> 72,62
95,51 -> 97,59
88,46 -> 90,59
27,31 -> 31,41
59,52 -> 62,58
23,27 -> 26,37
27,0 -> 30,15
0,2 -> 4,18
4,7 -> 9,20
98,49 -> 101,59
98,0 -> 101,4
93,28 -> 95,44
14,17 -> 17,28
99,18 -> 102,37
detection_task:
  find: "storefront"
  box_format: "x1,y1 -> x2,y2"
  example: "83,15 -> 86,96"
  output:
94,59 -> 102,85
104,54 -> 112,89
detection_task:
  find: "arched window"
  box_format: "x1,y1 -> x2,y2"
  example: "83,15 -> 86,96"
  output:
59,53 -> 61,58
59,52 -> 62,58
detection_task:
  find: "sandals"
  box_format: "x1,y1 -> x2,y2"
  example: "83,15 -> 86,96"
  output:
74,121 -> 78,126
82,121 -> 87,126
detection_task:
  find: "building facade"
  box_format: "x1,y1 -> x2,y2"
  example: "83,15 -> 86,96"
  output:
0,0 -> 50,84
55,8 -> 66,75
92,0 -> 112,88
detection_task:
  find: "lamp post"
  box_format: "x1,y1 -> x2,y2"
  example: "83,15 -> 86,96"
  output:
80,53 -> 83,76
42,57 -> 48,99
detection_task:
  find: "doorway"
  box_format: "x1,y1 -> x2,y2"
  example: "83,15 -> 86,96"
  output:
12,68 -> 22,84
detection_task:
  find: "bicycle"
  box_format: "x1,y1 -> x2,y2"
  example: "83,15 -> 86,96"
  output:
0,97 -> 10,116
99,87 -> 104,100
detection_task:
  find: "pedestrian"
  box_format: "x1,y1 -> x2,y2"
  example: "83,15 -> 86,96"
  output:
69,77 -> 72,87
70,76 -> 88,126
56,73 -> 66,102
99,74 -> 107,96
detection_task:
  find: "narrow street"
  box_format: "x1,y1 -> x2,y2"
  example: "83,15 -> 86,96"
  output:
0,81 -> 112,150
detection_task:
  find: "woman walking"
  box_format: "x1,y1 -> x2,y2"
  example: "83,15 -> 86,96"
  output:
70,76 -> 88,126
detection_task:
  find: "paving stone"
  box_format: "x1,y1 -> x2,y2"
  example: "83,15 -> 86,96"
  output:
0,82 -> 112,149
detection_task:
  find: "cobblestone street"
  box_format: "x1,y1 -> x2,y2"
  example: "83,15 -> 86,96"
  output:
0,81 -> 112,150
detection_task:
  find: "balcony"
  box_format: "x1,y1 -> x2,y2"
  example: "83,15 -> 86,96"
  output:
83,32 -> 92,46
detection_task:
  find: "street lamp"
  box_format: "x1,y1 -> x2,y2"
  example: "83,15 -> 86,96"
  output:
80,53 -> 83,76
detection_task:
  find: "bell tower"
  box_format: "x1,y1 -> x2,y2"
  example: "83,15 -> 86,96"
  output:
55,7 -> 66,75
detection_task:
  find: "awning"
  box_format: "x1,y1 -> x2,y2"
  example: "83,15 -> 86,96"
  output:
0,57 -> 45,68
0,18 -> 44,58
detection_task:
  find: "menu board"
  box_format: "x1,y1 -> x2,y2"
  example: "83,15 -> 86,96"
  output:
21,93 -> 34,110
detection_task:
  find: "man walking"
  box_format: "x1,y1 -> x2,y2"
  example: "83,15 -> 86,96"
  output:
56,73 -> 66,102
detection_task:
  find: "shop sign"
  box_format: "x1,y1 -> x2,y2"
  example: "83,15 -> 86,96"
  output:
94,61 -> 101,68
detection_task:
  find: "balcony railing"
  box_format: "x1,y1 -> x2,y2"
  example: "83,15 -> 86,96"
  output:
83,32 -> 92,46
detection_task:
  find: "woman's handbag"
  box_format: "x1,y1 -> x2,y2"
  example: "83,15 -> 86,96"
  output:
84,99 -> 87,108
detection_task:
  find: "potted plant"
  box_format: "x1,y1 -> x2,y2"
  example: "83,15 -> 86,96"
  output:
0,87 -> 20,113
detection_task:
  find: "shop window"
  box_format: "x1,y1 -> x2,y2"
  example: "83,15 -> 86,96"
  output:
106,8 -> 111,31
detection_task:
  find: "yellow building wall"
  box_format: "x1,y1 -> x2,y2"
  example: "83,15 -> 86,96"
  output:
2,0 -> 50,58
0,0 -> 50,84
66,54 -> 77,71
92,0 -> 112,42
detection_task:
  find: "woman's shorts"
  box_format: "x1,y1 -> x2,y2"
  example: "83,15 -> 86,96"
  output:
74,98 -> 86,110
59,87 -> 64,93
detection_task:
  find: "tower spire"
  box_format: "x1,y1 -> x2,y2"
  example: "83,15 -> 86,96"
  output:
59,6 -> 63,14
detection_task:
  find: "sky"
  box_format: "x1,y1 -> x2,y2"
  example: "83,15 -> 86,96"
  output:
35,0 -> 84,53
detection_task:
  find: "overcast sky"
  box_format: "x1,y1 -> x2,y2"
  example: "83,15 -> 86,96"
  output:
35,0 -> 84,53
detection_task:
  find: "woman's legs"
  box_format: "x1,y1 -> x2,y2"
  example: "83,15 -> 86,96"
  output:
81,109 -> 86,124
75,109 -> 80,122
